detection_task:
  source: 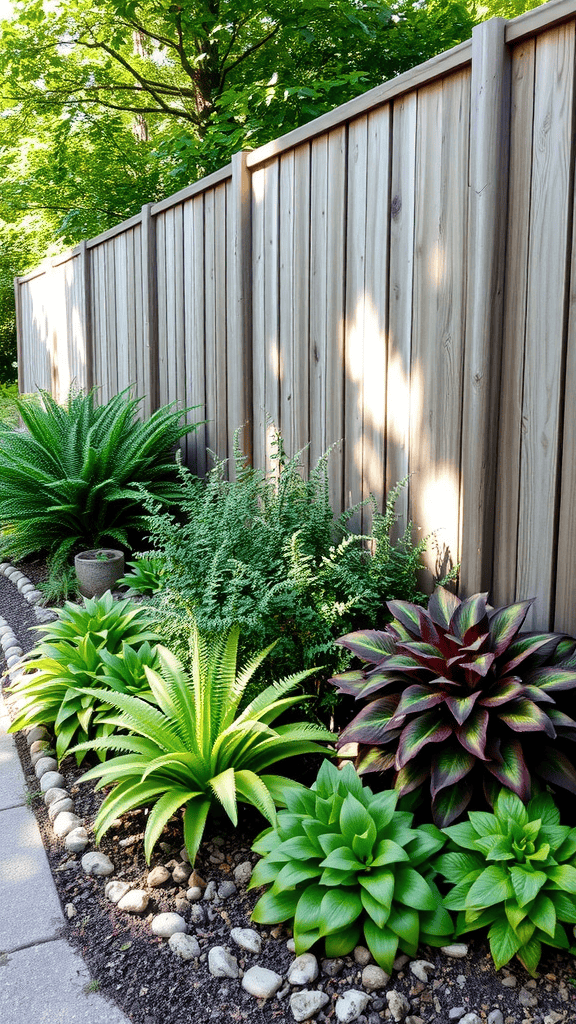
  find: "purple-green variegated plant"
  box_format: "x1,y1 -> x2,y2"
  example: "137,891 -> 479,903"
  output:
330,588 -> 576,826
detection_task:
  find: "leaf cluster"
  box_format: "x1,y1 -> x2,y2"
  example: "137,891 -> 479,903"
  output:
143,433 -> 429,711
437,789 -> 576,974
250,759 -> 452,971
331,588 -> 576,824
9,592 -> 160,762
0,385 -> 196,565
74,622 -> 334,864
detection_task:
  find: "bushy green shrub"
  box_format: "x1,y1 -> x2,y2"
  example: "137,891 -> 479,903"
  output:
250,760 -> 452,970
9,592 -> 160,762
437,789 -> 576,974
74,620 -> 334,864
330,588 -> 576,825
143,432 -> 435,713
118,555 -> 165,596
0,386 -> 195,566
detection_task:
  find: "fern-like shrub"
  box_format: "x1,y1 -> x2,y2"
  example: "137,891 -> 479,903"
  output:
0,386 -> 195,566
143,433 -> 435,712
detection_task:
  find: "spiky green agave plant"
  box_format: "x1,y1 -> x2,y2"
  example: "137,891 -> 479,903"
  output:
330,587 -> 576,826
74,623 -> 335,864
0,386 -> 195,563
437,789 -> 576,975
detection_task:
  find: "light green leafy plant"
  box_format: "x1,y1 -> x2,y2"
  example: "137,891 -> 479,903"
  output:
119,555 -> 165,596
250,760 -> 452,971
74,622 -> 334,864
9,593 -> 160,762
437,789 -> 576,974
0,385 -> 195,566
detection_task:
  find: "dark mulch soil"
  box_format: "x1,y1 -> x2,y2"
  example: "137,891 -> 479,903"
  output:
3,568 -> 576,1024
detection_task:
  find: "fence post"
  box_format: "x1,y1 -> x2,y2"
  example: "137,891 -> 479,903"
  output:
228,150 -> 253,473
141,202 -> 159,418
79,241 -> 93,392
460,18 -> 511,597
13,276 -> 23,394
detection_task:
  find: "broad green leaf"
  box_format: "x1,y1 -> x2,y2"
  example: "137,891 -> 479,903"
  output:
547,864 -> 576,893
466,865 -> 514,908
528,894 -> 556,938
324,923 -> 361,958
183,797 -> 211,866
320,847 -> 364,873
360,887 -> 391,929
487,918 -> 522,969
396,712 -> 452,768
252,887 -> 300,924
271,862 -> 323,891
488,601 -> 532,655
485,737 -> 530,799
386,904 -> 419,947
318,889 -> 363,936
293,885 -> 325,933
549,892 -> 576,924
509,867 -> 547,907
442,821 -> 481,851
358,869 -> 394,906
516,937 -> 542,976
436,851 -> 484,884
431,743 -> 475,796
394,867 -> 437,911
455,707 -> 489,760
499,698 -> 555,736
369,839 -> 410,868
336,630 -> 395,663
363,919 -> 400,972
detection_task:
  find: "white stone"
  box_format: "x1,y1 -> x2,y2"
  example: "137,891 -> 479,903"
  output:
34,756 -> 58,778
336,990 -> 371,1023
31,748 -> 53,768
409,960 -> 435,983
6,655 -> 21,669
147,865 -> 170,887
208,946 -> 239,979
117,889 -> 149,914
186,886 -> 202,902
441,944 -> 469,959
290,990 -> 330,1022
386,990 -> 411,1022
241,966 -> 283,999
172,862 -> 191,884
230,927 -> 262,954
150,912 -> 187,938
82,851 -> 115,876
353,946 -> 372,966
286,938 -> 296,953
288,953 -> 319,986
459,1015 -> 482,1024
233,860 -> 253,886
48,797 -> 74,821
361,965 -> 390,991
64,827 -> 89,852
53,811 -> 83,838
20,583 -> 36,596
487,1011 -> 504,1024
43,782 -> 65,803
168,933 -> 201,960
7,570 -> 24,582
105,880 -> 132,904
27,726 -> 49,745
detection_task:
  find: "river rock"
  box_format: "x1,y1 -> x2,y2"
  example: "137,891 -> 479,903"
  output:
26,726 -> 49,745
409,960 -> 435,983
147,865 -> 170,887
81,851 -> 115,876
336,990 -> 371,1023
64,827 -> 89,852
441,944 -> 469,959
35,757 -> 58,779
208,946 -> 239,979
151,913 -> 187,937
353,946 -> 372,966
53,811 -> 83,838
233,860 -> 253,886
230,927 -> 262,954
362,965 -> 390,991
242,966 -> 283,999
459,1015 -> 482,1024
40,771 -> 66,792
105,880 -> 132,904
288,953 -> 319,986
48,797 -> 74,821
117,889 -> 149,914
290,990 -> 330,1022
387,990 -> 411,1022
172,862 -> 191,885
44,786 -> 69,806
169,933 -> 200,960
186,886 -> 202,902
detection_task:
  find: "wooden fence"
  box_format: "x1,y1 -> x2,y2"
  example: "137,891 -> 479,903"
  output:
14,0 -> 576,634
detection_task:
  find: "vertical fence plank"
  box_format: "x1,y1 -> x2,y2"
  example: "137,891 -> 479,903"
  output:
555,184 -> 576,631
204,189 -> 217,467
309,135 -> 329,471
493,39 -> 536,607
344,117 -> 368,530
252,164 -> 267,473
279,150 -> 296,457
516,23 -> 575,628
141,203 -> 158,418
264,160 -> 280,475
325,129 -> 347,514
460,18 -> 511,597
214,183 -> 228,463
387,93 -> 416,538
80,241 -> 93,391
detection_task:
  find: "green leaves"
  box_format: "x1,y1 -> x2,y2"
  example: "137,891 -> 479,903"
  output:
250,760 -> 451,971
436,789 -> 576,975
331,587 -> 576,824
0,386 -> 195,563
74,622 -> 333,864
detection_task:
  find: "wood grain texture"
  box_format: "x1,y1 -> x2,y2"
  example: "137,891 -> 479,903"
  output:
251,164 -> 267,473
493,40 -> 536,607
183,194 -> 206,476
516,22 -> 575,629
387,92 -> 417,539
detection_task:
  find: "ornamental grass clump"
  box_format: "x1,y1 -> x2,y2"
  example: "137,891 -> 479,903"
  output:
0,386 -> 195,565
436,789 -> 576,974
250,760 -> 452,971
330,587 -> 576,825
9,592 -> 160,763
73,621 -> 334,865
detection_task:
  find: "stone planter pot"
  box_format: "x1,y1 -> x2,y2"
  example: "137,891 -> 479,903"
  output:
74,549 -> 125,599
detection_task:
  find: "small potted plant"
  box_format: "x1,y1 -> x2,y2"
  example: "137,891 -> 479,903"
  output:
74,548 -> 125,598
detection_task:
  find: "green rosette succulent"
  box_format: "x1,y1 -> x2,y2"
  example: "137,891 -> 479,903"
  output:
330,587 -> 576,825
250,760 -> 452,971
436,789 -> 576,975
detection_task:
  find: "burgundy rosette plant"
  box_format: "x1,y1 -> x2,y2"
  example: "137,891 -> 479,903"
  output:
330,587 -> 576,825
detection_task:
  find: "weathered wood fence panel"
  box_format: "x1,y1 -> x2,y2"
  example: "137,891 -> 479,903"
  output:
15,0 -> 576,632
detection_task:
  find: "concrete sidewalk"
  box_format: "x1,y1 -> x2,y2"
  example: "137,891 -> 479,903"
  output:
0,691 -> 130,1024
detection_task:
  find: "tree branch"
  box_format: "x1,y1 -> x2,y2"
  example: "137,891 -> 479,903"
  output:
219,23 -> 280,91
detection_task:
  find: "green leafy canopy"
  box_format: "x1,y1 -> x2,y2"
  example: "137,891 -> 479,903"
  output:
250,759 -> 452,971
73,619 -> 334,864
